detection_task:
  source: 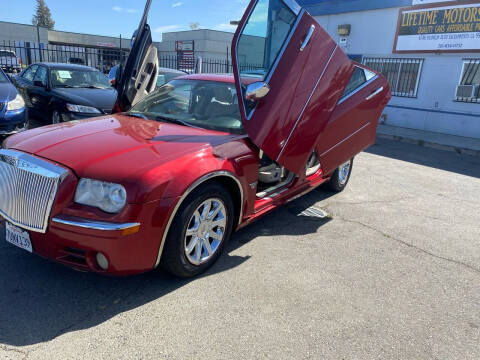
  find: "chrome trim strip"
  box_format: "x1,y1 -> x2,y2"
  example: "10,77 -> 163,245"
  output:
0,149 -> 68,233
283,0 -> 302,15
52,215 -> 140,232
276,45 -> 339,162
366,86 -> 384,101
319,122 -> 371,158
300,25 -> 315,51
338,72 -> 379,105
154,171 -> 244,268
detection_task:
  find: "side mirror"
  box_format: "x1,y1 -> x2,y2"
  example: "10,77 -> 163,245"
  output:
33,80 -> 45,88
245,82 -> 270,101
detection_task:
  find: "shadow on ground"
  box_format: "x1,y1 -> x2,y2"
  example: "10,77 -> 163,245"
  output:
367,137 -> 480,179
0,189 -> 334,347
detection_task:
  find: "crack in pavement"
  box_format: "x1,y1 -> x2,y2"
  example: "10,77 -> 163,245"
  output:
328,210 -> 480,275
326,196 -> 415,207
0,344 -> 29,359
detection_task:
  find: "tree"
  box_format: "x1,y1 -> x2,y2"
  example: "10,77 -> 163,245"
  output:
189,23 -> 200,30
32,0 -> 55,29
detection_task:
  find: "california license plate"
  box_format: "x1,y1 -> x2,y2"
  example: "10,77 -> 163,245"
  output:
5,222 -> 32,253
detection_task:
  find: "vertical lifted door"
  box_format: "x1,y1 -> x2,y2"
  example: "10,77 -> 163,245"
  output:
114,0 -> 159,112
232,0 -> 355,175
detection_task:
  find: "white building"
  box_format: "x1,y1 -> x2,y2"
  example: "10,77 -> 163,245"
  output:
299,0 -> 480,138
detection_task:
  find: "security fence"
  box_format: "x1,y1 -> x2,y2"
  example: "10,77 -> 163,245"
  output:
363,57 -> 424,98
0,40 -> 129,74
0,40 -> 264,76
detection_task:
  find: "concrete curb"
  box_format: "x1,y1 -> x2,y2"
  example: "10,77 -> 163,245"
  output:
376,133 -> 480,158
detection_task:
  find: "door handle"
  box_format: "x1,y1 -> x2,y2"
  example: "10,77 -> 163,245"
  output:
366,87 -> 384,100
300,25 -> 316,51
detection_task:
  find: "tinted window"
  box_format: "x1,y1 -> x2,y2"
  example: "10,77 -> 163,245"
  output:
236,0 -> 297,80
33,66 -> 48,86
130,80 -> 243,134
342,67 -> 367,98
23,65 -> 39,82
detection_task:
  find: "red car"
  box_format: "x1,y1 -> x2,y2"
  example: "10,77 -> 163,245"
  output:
0,0 -> 390,277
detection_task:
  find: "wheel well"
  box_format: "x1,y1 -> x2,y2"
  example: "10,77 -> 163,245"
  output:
202,176 -> 242,228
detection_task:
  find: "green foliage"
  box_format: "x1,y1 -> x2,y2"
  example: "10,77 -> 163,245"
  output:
32,0 -> 55,30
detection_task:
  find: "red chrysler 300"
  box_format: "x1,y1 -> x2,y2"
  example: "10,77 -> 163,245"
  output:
0,0 -> 391,277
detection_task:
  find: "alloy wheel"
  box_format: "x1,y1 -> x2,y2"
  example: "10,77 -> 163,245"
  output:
184,198 -> 227,266
338,160 -> 351,186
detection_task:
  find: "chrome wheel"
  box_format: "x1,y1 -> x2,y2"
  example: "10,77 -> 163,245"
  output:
338,160 -> 351,186
52,111 -> 61,124
184,198 -> 227,266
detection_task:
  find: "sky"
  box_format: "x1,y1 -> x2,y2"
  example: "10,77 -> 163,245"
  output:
1,0 -> 251,41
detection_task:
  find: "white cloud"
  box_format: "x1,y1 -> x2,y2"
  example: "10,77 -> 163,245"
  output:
154,25 -> 182,33
172,2 -> 183,7
215,23 -> 237,32
112,6 -> 139,13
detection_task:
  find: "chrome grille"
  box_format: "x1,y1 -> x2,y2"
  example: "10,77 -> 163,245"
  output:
0,149 -> 68,233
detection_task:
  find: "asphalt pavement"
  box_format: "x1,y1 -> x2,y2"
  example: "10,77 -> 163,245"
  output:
0,137 -> 479,359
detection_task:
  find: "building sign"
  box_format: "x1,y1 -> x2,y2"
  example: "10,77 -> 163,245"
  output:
394,1 -> 480,53
175,40 -> 194,51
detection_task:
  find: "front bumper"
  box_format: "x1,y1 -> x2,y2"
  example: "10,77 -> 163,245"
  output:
1,198 -> 177,276
0,107 -> 28,135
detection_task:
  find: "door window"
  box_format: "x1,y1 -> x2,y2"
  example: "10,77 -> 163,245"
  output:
22,65 -> 38,82
33,66 -> 48,86
236,0 -> 297,82
342,67 -> 367,98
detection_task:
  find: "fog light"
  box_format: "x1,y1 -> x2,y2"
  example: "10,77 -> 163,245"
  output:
96,252 -> 109,270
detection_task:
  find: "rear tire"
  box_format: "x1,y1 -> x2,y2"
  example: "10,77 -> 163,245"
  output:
326,158 -> 354,193
160,182 -> 234,278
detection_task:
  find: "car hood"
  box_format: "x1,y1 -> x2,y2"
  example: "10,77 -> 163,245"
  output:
51,87 -> 117,111
0,81 -> 17,103
5,114 -> 238,186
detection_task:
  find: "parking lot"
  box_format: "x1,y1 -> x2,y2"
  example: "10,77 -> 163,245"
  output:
0,136 -> 479,360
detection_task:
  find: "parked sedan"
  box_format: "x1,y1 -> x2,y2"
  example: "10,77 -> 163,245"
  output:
0,0 -> 390,277
12,63 -> 117,124
0,67 -> 28,136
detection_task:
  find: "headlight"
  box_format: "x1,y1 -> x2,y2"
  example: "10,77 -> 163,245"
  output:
6,94 -> 25,111
74,179 -> 127,213
66,103 -> 101,114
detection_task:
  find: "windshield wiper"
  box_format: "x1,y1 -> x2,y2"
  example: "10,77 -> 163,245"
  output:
125,112 -> 149,120
154,115 -> 200,129
81,85 -> 109,89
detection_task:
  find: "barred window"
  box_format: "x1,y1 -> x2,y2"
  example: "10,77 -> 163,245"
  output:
456,59 -> 480,103
363,57 -> 423,98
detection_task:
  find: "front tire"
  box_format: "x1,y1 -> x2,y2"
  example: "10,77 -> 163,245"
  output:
51,110 -> 63,124
161,182 -> 234,278
326,158 -> 354,192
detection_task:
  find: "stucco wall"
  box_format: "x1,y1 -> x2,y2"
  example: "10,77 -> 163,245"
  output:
315,8 -> 480,138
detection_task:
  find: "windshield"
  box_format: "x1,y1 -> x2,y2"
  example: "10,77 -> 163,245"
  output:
129,79 -> 244,134
51,69 -> 111,89
0,69 -> 8,82
0,51 -> 15,58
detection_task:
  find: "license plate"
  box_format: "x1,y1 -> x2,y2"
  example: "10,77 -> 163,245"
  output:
5,222 -> 32,253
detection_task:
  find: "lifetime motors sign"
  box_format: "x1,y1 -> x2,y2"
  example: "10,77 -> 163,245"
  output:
394,1 -> 480,53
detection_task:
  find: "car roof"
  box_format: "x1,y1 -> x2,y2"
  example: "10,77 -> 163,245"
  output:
31,62 -> 100,71
158,67 -> 187,74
